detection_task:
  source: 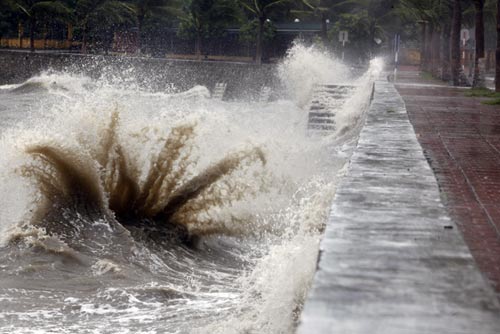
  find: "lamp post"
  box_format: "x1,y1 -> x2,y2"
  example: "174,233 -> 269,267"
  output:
339,30 -> 348,61
294,18 -> 302,40
393,34 -> 400,82
321,17 -> 330,44
460,28 -> 470,71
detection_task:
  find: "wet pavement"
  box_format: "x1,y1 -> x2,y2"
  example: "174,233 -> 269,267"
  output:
396,70 -> 500,296
298,77 -> 500,334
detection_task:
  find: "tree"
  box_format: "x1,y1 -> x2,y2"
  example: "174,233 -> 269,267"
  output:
0,0 -> 18,41
472,0 -> 485,87
330,10 -> 384,61
496,0 -> 500,91
123,0 -> 180,53
450,0 -> 463,85
14,0 -> 72,51
397,0 -> 447,74
330,0 -> 399,60
75,0 -> 134,53
239,17 -> 276,56
291,0 -> 334,44
178,0 -> 240,60
238,0 -> 293,65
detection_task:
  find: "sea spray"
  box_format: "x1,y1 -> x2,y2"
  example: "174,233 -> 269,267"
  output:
278,43 -> 352,106
0,44 -> 377,333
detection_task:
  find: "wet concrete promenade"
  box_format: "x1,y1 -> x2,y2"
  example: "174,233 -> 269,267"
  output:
298,76 -> 500,333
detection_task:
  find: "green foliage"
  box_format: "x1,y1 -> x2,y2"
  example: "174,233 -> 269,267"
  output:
75,0 -> 135,51
465,87 -> 500,98
14,0 -> 73,22
237,0 -> 293,63
397,0 -> 451,24
178,0 -> 240,40
481,97 -> 500,106
329,10 -> 383,60
238,0 -> 293,19
482,98 -> 500,105
420,71 -> 436,81
238,18 -> 275,44
0,0 -> 18,37
123,0 -> 180,24
290,0 -> 332,21
9,0 -> 73,50
75,1 -> 135,30
464,88 -> 500,105
2,0 -> 486,63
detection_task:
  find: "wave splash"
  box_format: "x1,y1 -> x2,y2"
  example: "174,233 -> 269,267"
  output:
17,111 -> 266,250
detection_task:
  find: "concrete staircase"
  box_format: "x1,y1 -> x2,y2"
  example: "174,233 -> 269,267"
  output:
212,82 -> 227,100
307,84 -> 356,133
259,86 -> 271,103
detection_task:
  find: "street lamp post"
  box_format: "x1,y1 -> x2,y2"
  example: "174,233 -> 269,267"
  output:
461,28 -> 470,71
339,30 -> 348,61
294,18 -> 302,40
393,34 -> 401,82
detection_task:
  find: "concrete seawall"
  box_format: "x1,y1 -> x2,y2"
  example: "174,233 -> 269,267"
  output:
298,79 -> 500,333
0,50 -> 278,99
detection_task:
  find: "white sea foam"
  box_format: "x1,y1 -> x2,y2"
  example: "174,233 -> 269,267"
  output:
278,43 -> 352,106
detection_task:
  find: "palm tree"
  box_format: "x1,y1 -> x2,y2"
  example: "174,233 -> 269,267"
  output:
496,0 -> 500,92
76,0 -> 108,53
450,0 -> 462,85
14,0 -> 72,52
238,0 -> 293,65
0,0 -> 18,43
178,0 -> 240,60
122,0 -> 179,54
178,0 -> 202,59
398,0 -> 466,82
472,0 -> 485,87
76,0 -> 135,53
398,0 -> 448,74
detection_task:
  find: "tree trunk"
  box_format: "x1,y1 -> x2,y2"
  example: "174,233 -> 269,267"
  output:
43,24 -> 48,49
67,23 -> 73,40
424,24 -> 433,72
496,0 -> 500,92
18,21 -> 23,49
255,16 -> 265,65
473,0 -> 485,87
136,15 -> 144,54
195,31 -> 202,60
29,17 -> 36,52
451,0 -> 462,86
81,23 -> 87,54
431,27 -> 441,76
321,13 -> 328,45
442,20 -> 452,81
419,21 -> 426,70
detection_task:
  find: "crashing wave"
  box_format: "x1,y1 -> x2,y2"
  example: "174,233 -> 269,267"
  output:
17,112 -> 266,249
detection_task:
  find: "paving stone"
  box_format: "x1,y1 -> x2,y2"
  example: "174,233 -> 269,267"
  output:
397,70 -> 500,296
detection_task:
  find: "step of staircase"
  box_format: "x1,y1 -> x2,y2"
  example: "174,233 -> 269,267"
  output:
307,84 -> 357,134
